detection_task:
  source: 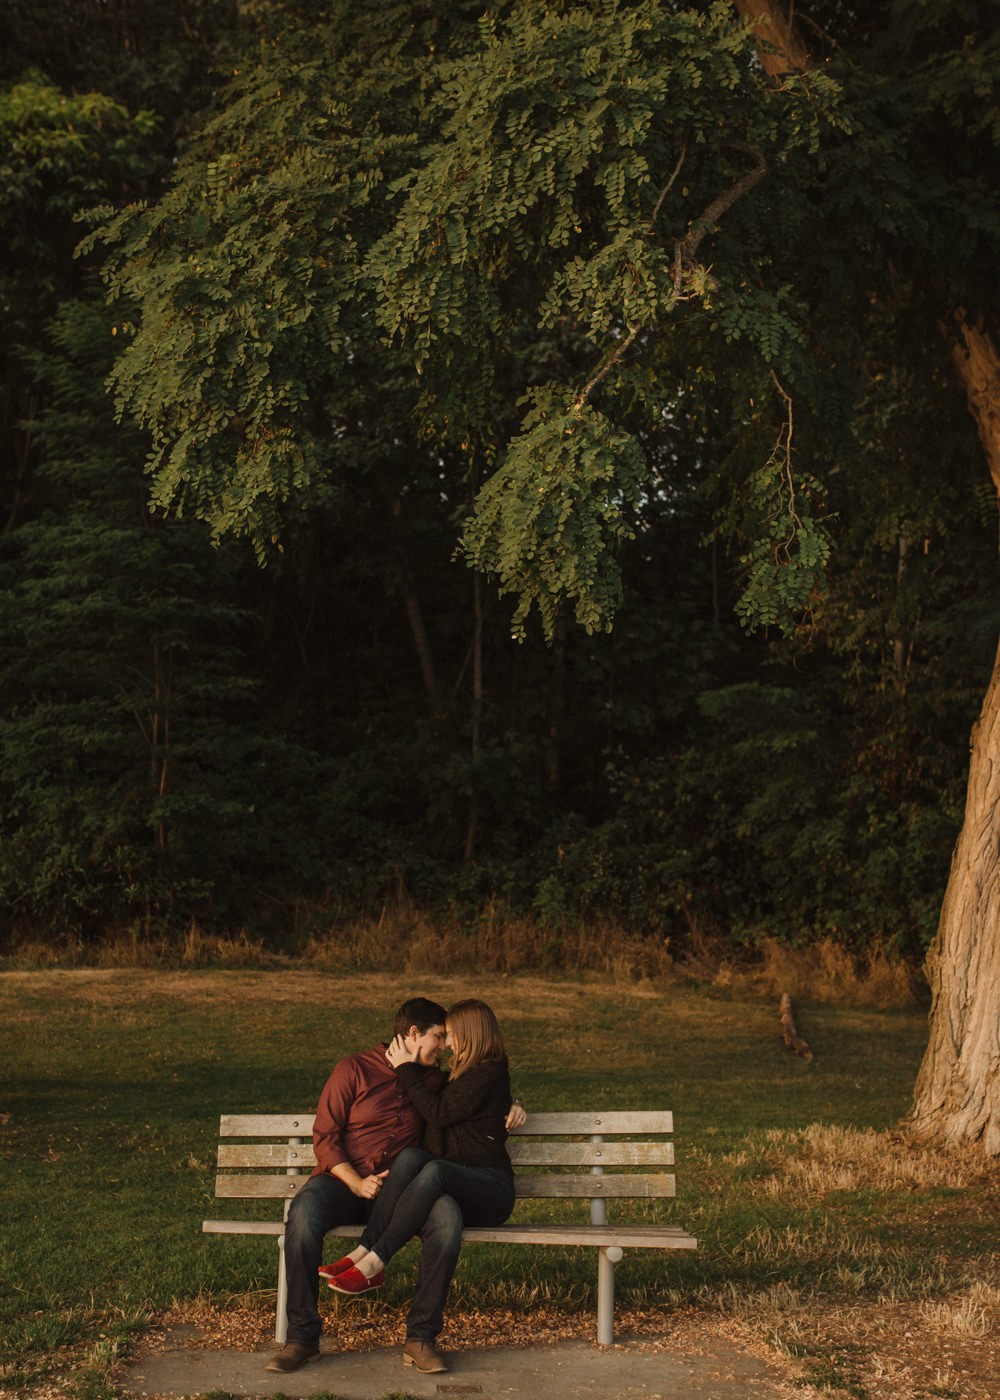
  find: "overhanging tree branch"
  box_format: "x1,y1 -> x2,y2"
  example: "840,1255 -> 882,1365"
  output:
574,143 -> 769,415
674,144 -> 770,274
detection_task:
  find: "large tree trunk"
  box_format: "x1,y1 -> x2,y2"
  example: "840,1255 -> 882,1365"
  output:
733,0 -> 1000,1150
906,319 -> 1000,1150
911,638 -> 1000,1152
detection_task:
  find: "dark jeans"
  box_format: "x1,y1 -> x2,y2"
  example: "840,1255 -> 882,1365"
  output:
361,1147 -> 516,1266
282,1170 -> 463,1346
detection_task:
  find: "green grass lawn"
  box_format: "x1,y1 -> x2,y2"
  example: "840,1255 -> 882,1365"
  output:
2,968 -> 990,1399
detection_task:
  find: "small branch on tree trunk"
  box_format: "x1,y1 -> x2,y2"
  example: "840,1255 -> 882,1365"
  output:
732,0 -> 813,76
945,310 -> 1000,496
780,992 -> 814,1060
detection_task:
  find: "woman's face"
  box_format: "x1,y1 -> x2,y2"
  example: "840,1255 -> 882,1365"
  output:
445,1021 -> 458,1054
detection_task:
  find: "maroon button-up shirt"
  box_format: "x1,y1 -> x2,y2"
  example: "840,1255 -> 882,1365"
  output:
310,1045 -> 445,1178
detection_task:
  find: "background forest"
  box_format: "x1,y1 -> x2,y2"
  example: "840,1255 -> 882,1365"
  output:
0,0 -> 996,963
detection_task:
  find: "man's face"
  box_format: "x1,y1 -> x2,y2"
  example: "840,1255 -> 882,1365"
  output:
406,1023 -> 446,1066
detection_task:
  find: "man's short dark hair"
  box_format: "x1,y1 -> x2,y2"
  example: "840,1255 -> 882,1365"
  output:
394,997 -> 447,1036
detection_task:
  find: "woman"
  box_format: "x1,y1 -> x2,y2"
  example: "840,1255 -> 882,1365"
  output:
322,999 -> 516,1304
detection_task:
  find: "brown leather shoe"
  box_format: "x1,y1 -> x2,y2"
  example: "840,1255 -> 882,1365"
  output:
403,1338 -> 448,1373
265,1341 -> 320,1373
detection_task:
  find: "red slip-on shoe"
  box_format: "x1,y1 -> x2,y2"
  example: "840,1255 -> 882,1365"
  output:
318,1256 -> 355,1284
329,1265 -> 384,1296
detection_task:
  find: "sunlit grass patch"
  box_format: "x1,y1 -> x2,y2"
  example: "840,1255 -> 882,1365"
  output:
748,1123 -> 987,1197
918,1284 -> 998,1339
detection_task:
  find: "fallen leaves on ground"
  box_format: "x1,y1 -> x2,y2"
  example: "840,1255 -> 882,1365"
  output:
129,1293 -> 1000,1400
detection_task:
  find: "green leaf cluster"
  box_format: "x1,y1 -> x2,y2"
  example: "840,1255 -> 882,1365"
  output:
94,0 -> 852,635
462,388 -> 645,639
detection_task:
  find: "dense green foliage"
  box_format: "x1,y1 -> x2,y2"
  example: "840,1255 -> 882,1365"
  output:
0,0 -> 997,952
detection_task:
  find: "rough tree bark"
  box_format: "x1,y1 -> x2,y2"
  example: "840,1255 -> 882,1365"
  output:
733,0 -> 1000,1149
911,638 -> 1000,1151
948,312 -> 1000,495
912,315 -> 1000,1148
731,0 -> 812,74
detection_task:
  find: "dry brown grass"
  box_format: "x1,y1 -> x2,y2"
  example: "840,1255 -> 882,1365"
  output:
675,931 -> 922,1008
300,902 -> 675,983
748,1122 -> 991,1197
3,923 -> 278,971
754,936 -> 923,1008
3,905 -> 924,1008
709,1283 -> 1000,1400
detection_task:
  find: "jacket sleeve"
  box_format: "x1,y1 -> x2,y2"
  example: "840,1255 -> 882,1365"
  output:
395,1060 -> 505,1128
312,1058 -> 358,1173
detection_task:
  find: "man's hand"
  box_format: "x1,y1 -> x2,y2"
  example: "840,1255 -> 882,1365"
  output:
385,1033 -> 418,1068
353,1169 -> 388,1200
329,1161 -> 388,1198
505,1099 -> 527,1130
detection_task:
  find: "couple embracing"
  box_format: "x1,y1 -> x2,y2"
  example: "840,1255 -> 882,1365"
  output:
266,996 -> 522,1377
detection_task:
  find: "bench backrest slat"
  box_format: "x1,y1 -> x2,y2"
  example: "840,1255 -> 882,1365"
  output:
511,1141 -> 674,1167
214,1171 -> 676,1201
215,1114 -> 669,1136
514,1173 -> 675,1199
219,1144 -> 316,1168
216,1174 -> 311,1199
217,1140 -> 675,1170
216,1111 -> 675,1138
508,1111 -> 673,1134
220,1114 -> 314,1136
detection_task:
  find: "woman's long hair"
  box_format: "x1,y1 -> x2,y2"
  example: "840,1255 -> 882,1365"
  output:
446,999 -> 507,1081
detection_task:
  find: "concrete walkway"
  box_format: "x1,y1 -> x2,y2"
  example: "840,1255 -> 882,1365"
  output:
120,1328 -> 785,1400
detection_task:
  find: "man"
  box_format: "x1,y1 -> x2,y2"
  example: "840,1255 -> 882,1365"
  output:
266,996 -> 523,1376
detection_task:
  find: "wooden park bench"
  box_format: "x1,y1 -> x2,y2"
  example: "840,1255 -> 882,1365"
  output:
203,1110 -> 697,1347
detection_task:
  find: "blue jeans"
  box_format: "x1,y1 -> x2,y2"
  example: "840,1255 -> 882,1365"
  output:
282,1170 -> 463,1346
361,1147 -> 515,1266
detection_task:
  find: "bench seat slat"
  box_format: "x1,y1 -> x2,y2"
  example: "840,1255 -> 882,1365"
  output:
459,1223 -> 697,1248
202,1219 -> 697,1249
203,1220 -> 295,1236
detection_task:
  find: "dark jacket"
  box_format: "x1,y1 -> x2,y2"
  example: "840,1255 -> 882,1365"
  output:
395,1058 -> 513,1174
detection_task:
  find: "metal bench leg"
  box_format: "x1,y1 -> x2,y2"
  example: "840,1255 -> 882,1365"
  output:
275,1234 -> 288,1344
596,1246 -> 623,1346
276,1135 -> 302,1346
